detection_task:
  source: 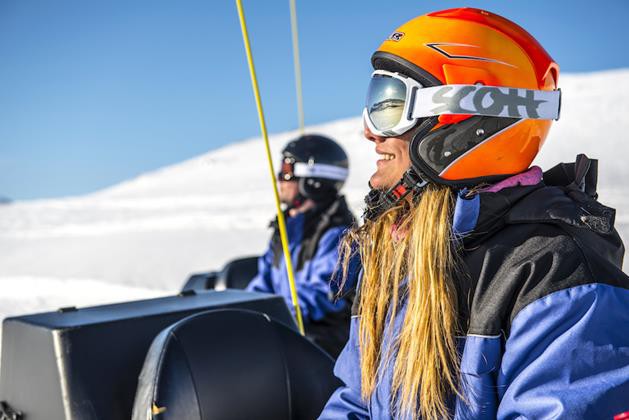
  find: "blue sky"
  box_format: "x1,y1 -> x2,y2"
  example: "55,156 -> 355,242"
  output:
1,0 -> 628,200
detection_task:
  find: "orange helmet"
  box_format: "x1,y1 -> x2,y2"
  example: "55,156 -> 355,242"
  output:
367,7 -> 560,187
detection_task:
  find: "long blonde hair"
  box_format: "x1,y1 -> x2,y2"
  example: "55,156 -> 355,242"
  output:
340,184 -> 461,419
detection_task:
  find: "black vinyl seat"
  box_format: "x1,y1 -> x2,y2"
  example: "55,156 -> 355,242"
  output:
215,256 -> 259,290
182,271 -> 220,291
182,256 -> 259,292
132,309 -> 341,420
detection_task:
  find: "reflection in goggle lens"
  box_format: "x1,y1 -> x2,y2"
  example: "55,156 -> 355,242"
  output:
366,75 -> 407,131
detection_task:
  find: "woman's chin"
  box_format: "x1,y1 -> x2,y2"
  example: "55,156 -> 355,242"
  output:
369,174 -> 394,191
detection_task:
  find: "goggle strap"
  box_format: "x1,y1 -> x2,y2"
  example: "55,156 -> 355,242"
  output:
411,84 -> 561,120
293,162 -> 348,181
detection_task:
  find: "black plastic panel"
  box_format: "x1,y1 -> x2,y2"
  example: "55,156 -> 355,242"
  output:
0,290 -> 295,420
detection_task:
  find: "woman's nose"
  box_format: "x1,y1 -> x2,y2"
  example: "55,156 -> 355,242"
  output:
364,124 -> 385,143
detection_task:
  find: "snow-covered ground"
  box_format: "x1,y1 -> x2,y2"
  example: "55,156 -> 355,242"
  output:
1,69 -> 628,343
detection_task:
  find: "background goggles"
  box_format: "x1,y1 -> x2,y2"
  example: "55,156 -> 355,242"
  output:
278,157 -> 296,181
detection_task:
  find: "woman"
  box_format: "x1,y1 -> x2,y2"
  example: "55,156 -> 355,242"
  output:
247,134 -> 355,358
319,8 -> 629,420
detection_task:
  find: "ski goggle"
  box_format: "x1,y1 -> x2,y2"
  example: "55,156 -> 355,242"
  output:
278,157 -> 348,182
363,69 -> 562,137
278,157 -> 297,181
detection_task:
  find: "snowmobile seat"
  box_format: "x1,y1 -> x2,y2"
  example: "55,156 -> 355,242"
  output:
181,271 -> 219,292
132,309 -> 341,420
0,290 -> 296,420
182,256 -> 258,292
215,255 -> 259,290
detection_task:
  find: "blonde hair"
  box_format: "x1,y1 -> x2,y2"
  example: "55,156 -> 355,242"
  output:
340,184 -> 461,419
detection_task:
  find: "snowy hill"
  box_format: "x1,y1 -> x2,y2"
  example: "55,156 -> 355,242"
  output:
1,68 -> 628,329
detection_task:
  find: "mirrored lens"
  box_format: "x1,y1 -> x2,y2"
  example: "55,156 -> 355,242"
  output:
366,75 -> 407,131
277,158 -> 295,181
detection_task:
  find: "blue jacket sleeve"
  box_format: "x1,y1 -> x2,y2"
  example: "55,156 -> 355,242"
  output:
294,226 -> 349,322
497,283 -> 629,419
318,316 -> 370,419
246,245 -> 274,294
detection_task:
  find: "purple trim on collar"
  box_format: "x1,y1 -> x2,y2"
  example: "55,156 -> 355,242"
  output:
483,166 -> 543,193
453,166 -> 543,236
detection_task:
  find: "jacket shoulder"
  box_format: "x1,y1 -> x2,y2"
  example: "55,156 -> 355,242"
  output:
462,222 -> 607,337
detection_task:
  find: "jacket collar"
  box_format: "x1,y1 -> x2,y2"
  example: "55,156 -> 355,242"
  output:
454,155 -> 618,251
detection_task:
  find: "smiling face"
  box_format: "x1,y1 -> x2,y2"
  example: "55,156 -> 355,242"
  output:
364,122 -> 413,190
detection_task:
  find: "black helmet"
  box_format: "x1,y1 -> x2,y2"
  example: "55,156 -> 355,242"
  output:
278,134 -> 349,202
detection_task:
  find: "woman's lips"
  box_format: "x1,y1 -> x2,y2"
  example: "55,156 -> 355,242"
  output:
377,152 -> 395,167
378,153 -> 396,161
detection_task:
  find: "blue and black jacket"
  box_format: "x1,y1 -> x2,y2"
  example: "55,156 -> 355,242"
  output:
320,157 -> 629,418
247,195 -> 356,357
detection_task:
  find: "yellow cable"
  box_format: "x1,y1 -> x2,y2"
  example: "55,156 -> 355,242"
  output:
289,0 -> 305,134
235,0 -> 305,335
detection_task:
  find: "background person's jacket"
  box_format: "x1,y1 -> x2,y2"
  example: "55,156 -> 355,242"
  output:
247,194 -> 357,357
319,156 -> 629,419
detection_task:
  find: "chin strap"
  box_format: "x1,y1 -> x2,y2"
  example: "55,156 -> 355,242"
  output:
363,169 -> 429,222
289,193 -> 305,210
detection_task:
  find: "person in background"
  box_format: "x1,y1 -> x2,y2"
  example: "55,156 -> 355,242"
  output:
247,134 -> 357,358
320,7 -> 629,419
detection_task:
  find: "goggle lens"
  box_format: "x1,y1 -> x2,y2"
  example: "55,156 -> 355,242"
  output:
365,74 -> 407,132
278,158 -> 295,181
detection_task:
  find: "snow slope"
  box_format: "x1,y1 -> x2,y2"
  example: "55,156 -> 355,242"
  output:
1,69 -> 628,330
